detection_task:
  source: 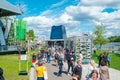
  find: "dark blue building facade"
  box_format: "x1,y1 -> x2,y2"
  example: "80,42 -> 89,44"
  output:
50,25 -> 67,40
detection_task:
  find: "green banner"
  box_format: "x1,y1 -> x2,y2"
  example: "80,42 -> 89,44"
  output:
14,20 -> 27,40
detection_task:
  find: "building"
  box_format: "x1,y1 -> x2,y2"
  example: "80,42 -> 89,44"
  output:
0,0 -> 21,46
66,34 -> 93,61
47,25 -> 67,47
50,25 -> 67,40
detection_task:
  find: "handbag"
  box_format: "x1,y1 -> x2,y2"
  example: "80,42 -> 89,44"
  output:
43,71 -> 48,80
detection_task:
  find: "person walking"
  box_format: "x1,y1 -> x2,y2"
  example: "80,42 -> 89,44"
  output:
86,60 -> 97,80
99,60 -> 110,80
47,50 -> 51,63
70,75 -> 80,80
54,50 -> 59,66
88,70 -> 100,80
32,53 -> 36,67
57,55 -> 63,76
107,53 -> 111,67
36,61 -> 48,80
102,53 -> 107,65
67,52 -> 74,75
98,54 -> 103,67
72,51 -> 76,67
73,59 -> 82,80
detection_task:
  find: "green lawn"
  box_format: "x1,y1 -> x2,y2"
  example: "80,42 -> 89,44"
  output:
92,50 -> 120,70
0,54 -> 31,80
0,50 -> 39,80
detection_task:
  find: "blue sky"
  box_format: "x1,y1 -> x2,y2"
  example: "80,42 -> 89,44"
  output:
7,0 -> 120,41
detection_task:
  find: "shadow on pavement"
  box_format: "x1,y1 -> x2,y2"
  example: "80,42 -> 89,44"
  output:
53,72 -> 58,76
52,64 -> 57,66
62,70 -> 68,75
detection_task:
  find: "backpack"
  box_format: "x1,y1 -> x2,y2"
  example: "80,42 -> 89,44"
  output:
55,53 -> 59,59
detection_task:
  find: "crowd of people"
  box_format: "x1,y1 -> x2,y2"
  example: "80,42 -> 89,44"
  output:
31,47 -> 111,80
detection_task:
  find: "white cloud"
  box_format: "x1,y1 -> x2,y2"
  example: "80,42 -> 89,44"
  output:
79,0 -> 120,8
65,5 -> 103,21
40,10 -> 52,16
50,0 -> 68,8
23,0 -> 120,41
24,13 -> 81,40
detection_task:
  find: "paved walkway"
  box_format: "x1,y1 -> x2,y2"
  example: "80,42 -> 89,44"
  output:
30,61 -> 120,80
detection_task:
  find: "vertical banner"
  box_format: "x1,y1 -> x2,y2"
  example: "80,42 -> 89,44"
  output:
14,20 -> 27,40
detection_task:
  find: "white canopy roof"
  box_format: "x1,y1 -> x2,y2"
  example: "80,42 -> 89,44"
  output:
0,0 -> 22,17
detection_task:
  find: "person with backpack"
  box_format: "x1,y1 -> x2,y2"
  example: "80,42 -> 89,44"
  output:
54,50 -> 59,66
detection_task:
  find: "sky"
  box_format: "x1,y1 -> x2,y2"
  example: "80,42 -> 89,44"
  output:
7,0 -> 120,41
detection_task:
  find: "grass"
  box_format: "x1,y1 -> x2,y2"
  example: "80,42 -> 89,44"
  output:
0,49 -> 39,80
0,54 -> 30,80
92,50 -> 120,70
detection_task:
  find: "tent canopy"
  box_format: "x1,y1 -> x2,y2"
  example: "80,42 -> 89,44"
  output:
0,0 -> 22,17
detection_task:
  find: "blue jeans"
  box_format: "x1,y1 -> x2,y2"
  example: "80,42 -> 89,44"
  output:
37,77 -> 44,80
58,65 -> 63,75
47,56 -> 50,63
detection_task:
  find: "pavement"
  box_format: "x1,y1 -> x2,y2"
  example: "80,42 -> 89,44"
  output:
29,60 -> 120,80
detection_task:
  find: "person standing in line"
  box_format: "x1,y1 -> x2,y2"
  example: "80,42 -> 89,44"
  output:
99,60 -> 110,80
88,70 -> 100,80
107,53 -> 111,67
36,61 -> 48,80
86,60 -> 97,80
73,59 -> 82,80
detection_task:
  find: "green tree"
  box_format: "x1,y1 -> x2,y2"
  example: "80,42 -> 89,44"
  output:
28,29 -> 35,41
93,25 -> 109,49
108,36 -> 120,42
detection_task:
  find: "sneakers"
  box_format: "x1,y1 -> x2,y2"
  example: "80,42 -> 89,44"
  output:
57,73 -> 62,77
67,73 -> 71,76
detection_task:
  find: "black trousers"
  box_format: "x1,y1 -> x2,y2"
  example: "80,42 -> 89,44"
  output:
67,62 -> 74,73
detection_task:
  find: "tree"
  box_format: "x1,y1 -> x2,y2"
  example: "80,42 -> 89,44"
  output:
93,25 -> 109,49
108,36 -> 120,42
28,29 -> 35,41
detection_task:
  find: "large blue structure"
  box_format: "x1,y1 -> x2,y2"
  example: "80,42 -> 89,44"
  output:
50,25 -> 67,40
